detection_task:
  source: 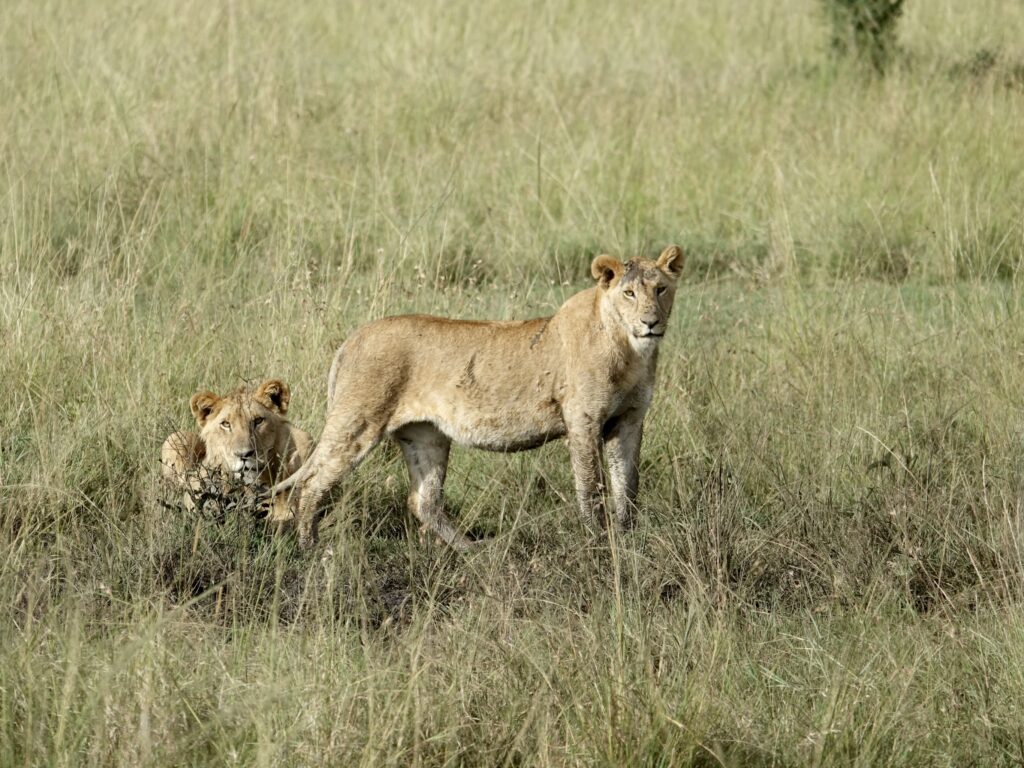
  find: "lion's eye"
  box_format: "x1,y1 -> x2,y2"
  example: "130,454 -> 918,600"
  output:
220,420 -> 231,431
623,289 -> 635,299
253,417 -> 265,428
657,286 -> 667,296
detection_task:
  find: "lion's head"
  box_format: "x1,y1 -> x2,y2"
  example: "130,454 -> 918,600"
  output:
591,245 -> 684,353
190,379 -> 293,486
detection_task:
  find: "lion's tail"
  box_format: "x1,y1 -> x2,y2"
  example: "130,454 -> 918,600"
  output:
271,343 -> 344,499
270,460 -> 315,498
326,345 -> 346,410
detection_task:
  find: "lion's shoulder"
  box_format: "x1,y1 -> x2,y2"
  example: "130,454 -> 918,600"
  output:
160,430 -> 205,481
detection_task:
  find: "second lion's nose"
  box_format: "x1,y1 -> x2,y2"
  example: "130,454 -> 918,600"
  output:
236,448 -> 255,459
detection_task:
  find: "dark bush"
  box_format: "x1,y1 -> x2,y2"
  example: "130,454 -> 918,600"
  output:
824,0 -> 906,73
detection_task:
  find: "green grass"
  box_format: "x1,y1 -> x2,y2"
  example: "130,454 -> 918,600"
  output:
4,0 -> 1024,764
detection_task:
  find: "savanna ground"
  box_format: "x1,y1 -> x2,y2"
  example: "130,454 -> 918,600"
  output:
3,0 -> 1024,764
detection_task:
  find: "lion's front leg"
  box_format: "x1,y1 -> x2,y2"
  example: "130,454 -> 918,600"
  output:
603,409 -> 644,529
566,419 -> 607,528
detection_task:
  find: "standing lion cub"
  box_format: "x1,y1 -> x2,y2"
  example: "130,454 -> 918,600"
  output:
161,379 -> 313,522
274,246 -> 684,550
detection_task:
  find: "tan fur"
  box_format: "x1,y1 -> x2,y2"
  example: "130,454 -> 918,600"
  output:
161,379 -> 313,522
275,246 -> 684,549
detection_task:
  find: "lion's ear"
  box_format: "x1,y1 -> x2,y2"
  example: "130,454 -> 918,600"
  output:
255,379 -> 291,415
190,391 -> 221,427
590,255 -> 624,288
656,245 -> 684,278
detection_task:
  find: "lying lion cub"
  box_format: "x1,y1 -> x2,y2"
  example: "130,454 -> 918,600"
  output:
161,379 -> 313,523
274,246 -> 684,550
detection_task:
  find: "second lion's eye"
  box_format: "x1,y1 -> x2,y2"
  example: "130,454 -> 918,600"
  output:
220,420 -> 231,431
657,286 -> 667,296
623,289 -> 635,299
253,417 -> 265,428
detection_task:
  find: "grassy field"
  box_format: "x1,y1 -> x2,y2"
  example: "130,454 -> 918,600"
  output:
4,0 -> 1024,764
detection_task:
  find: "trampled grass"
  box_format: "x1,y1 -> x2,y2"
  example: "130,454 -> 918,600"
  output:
4,0 -> 1024,764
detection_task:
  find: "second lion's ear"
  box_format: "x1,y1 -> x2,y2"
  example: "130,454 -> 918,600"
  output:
590,255 -> 624,288
255,379 -> 290,415
190,391 -> 221,427
656,245 -> 684,278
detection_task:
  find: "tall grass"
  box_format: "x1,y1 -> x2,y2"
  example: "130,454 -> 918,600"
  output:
4,0 -> 1024,764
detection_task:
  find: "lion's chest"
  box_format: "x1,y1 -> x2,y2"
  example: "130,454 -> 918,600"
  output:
566,347 -> 654,419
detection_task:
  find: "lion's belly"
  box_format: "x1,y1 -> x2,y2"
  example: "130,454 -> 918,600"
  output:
373,318 -> 572,451
438,403 -> 567,451
390,379 -> 566,452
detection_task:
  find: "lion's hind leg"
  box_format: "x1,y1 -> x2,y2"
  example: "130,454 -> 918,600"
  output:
394,423 -> 471,552
293,416 -> 385,548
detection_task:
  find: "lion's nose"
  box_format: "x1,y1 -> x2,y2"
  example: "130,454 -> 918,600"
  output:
642,318 -> 658,330
236,448 -> 256,459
